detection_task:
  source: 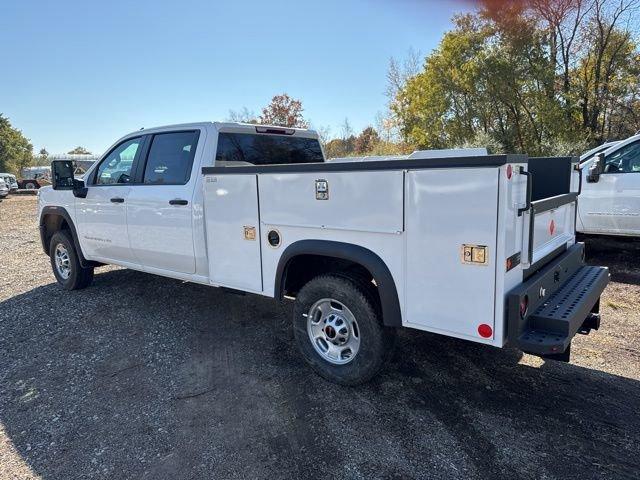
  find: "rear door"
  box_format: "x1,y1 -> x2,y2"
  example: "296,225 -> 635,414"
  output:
126,130 -> 203,273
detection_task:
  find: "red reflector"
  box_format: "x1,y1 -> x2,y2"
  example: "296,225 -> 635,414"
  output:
549,220 -> 556,235
506,164 -> 513,179
478,324 -> 493,338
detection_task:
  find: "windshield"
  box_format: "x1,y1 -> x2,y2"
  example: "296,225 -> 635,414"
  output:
215,132 -> 324,165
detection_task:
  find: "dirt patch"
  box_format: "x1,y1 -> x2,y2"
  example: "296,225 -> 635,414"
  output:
1,195 -> 639,479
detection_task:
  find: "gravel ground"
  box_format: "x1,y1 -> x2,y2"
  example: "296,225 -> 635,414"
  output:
1,195 -> 639,480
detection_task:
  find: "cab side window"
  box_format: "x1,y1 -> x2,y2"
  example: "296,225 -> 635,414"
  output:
604,141 -> 640,174
95,138 -> 142,185
142,131 -> 199,185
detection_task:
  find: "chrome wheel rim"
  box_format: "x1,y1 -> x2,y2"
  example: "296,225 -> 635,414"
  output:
54,243 -> 71,280
306,298 -> 360,365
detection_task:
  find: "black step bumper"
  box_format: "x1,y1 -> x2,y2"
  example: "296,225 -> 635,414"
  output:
507,243 -> 609,358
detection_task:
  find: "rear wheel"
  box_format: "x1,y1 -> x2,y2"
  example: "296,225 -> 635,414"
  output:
24,182 -> 37,190
293,274 -> 395,385
49,230 -> 94,290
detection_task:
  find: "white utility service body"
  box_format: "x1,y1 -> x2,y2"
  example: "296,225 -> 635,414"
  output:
204,153 -> 569,346
40,122 -> 609,384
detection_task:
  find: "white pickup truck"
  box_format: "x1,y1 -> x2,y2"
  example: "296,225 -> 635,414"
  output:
578,133 -> 640,237
39,122 -> 609,384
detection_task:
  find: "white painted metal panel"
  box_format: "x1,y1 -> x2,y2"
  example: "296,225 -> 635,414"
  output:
258,171 -> 404,234
529,203 -> 575,265
127,184 -> 196,274
493,162 -> 529,345
405,168 -> 499,341
203,174 -> 262,293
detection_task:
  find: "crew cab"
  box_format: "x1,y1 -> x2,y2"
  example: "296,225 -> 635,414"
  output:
38,122 -> 609,384
579,134 -> 640,237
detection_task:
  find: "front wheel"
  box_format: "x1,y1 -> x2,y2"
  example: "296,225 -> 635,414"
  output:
49,230 -> 94,290
293,274 -> 395,385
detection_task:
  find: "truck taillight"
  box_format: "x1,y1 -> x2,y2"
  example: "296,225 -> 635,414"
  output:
519,295 -> 529,319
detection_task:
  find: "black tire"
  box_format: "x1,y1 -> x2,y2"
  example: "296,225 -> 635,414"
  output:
293,274 -> 395,385
49,230 -> 94,290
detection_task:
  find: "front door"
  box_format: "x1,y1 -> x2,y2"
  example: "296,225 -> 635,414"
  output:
126,130 -> 201,274
76,136 -> 143,264
580,140 -> 640,234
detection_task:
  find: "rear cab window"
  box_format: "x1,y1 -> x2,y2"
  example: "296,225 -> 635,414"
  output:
215,132 -> 324,166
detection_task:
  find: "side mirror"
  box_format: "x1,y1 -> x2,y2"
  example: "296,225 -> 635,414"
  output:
587,153 -> 605,183
52,160 -> 88,198
51,160 -> 75,190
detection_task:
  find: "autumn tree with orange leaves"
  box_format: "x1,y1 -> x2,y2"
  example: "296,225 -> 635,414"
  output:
259,94 -> 308,128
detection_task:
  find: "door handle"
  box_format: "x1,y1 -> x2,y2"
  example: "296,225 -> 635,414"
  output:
169,199 -> 188,206
110,197 -> 125,203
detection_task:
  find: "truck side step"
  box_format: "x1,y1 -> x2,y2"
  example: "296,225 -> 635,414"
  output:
518,265 -> 609,357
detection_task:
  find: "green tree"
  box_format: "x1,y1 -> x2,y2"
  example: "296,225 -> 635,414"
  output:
35,148 -> 50,166
0,114 -> 33,174
68,146 -> 92,155
392,0 -> 640,154
355,126 -> 380,154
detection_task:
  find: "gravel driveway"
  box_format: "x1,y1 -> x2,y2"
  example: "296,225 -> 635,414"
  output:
1,195 -> 639,479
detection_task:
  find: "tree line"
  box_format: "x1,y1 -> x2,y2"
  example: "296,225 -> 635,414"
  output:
232,0 -> 640,157
0,113 -> 94,174
392,0 -> 640,155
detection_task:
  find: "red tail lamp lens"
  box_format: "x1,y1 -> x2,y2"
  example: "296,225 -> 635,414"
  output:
478,324 -> 493,338
519,295 -> 529,318
506,164 -> 513,179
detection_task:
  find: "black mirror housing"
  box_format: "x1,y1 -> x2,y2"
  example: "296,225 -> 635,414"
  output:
72,179 -> 88,198
586,153 -> 605,183
51,160 -> 75,190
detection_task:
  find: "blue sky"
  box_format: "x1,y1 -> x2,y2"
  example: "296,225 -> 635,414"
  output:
0,0 -> 472,154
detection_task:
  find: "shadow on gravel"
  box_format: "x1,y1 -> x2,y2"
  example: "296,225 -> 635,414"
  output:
583,235 -> 640,285
1,268 -> 639,479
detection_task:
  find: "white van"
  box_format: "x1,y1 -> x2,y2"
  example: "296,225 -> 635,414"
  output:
578,134 -> 640,237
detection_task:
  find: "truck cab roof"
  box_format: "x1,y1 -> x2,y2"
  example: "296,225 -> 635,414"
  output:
134,122 -> 319,139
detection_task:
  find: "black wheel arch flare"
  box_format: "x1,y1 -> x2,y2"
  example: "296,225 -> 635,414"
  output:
274,240 -> 402,328
39,206 -> 95,268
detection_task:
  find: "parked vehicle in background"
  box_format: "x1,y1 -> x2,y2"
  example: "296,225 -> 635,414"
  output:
578,133 -> 640,237
38,122 -> 609,384
0,178 -> 9,199
579,141 -> 620,162
0,173 -> 19,192
72,159 -> 96,177
18,166 -> 51,190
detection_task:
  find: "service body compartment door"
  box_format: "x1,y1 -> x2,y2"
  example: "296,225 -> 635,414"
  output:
203,174 -> 262,293
405,168 -> 499,341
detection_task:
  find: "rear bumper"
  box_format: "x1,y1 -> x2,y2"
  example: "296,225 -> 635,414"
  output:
507,243 -> 609,357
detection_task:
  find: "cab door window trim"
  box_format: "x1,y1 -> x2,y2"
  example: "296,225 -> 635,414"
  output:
134,130 -> 201,186
90,136 -> 146,186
